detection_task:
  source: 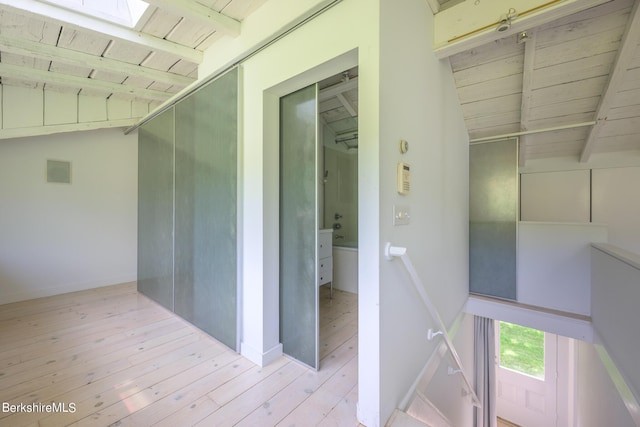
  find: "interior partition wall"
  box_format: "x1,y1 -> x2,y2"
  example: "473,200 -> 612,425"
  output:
469,138 -> 518,300
138,68 -> 239,350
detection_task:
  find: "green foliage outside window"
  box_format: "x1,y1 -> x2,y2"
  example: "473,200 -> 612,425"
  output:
499,321 -> 545,379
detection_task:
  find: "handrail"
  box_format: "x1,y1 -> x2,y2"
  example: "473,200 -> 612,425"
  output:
385,243 -> 482,408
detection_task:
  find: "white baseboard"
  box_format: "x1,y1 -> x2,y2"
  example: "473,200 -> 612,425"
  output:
241,341 -> 283,367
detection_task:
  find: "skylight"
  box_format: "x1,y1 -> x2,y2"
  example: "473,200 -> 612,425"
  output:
40,0 -> 150,28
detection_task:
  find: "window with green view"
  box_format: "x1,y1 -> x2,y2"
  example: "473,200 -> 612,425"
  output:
499,321 -> 545,379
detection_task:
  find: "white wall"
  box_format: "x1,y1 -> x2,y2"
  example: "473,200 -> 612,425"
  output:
378,0 -> 471,422
520,153 -> 640,256
591,244 -> 640,410
195,0 -> 472,425
576,341 -> 636,427
518,222 -> 607,315
0,128 -> 138,304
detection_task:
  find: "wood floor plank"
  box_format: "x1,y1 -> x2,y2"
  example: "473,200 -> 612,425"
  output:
0,283 -> 361,427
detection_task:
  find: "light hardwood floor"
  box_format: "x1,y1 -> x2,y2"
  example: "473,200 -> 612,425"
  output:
0,283 -> 359,427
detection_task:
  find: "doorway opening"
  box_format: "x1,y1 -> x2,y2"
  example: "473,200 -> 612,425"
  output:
278,67 -> 359,372
496,321 -> 575,427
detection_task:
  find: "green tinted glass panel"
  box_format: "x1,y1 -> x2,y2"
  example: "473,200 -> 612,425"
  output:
469,139 -> 518,300
279,84 -> 318,369
138,108 -> 174,309
174,69 -> 238,350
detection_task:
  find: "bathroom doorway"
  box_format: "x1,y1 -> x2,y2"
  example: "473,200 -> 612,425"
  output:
278,67 -> 359,371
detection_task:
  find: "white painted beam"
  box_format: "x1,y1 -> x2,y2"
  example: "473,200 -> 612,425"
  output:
0,118 -> 137,140
336,92 -> 357,117
0,35 -> 195,88
434,0 -> 610,59
425,0 -> 440,15
0,63 -> 173,101
580,0 -> 640,163
318,77 -> 358,101
0,0 -> 202,63
519,32 -> 536,167
141,0 -> 240,37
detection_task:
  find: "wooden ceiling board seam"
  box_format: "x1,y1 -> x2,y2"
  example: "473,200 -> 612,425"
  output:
466,111 -> 522,130
535,4 -> 631,49
0,1 -> 202,63
165,18 -> 216,47
142,0 -> 240,37
532,52 -> 616,90
527,113 -> 598,130
528,97 -> 600,121
449,36 -> 523,72
530,75 -> 609,107
468,123 -> 522,140
220,0 -> 269,21
535,0 -> 633,35
453,55 -> 524,88
611,86 -> 640,103
57,27 -> 111,55
535,27 -> 624,69
456,73 -> 523,104
0,35 -> 195,87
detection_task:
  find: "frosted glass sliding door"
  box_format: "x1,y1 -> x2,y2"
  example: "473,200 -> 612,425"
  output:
174,69 -> 238,350
280,84 -> 319,369
469,139 -> 518,300
138,109 -> 174,309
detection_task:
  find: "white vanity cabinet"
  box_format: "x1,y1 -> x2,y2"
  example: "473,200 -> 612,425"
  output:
318,229 -> 333,289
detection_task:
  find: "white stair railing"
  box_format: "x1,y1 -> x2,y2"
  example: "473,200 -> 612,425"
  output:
385,243 -> 481,408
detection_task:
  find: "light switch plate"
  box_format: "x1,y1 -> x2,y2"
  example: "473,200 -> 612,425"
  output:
393,205 -> 410,225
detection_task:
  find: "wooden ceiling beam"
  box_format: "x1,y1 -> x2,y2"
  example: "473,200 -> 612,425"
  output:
580,0 -> 640,162
519,31 -> 536,167
336,93 -> 357,117
0,0 -> 202,63
0,35 -> 195,88
141,0 -> 241,37
0,63 -> 173,101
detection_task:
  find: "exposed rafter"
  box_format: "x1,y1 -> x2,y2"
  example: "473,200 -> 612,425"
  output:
0,35 -> 196,88
319,77 -> 358,101
425,0 -> 440,15
580,0 -> 640,163
519,31 -> 536,167
0,63 -> 173,101
141,0 -> 241,37
0,0 -> 202,63
336,92 -> 357,117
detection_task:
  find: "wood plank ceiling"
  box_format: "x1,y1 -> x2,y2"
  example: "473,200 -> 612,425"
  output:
0,0 -> 639,164
438,0 -> 640,164
0,0 -> 266,105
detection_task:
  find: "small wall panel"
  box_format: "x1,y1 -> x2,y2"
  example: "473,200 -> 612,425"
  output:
521,170 -> 590,222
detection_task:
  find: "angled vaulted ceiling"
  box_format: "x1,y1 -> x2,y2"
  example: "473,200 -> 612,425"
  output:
435,0 -> 640,164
